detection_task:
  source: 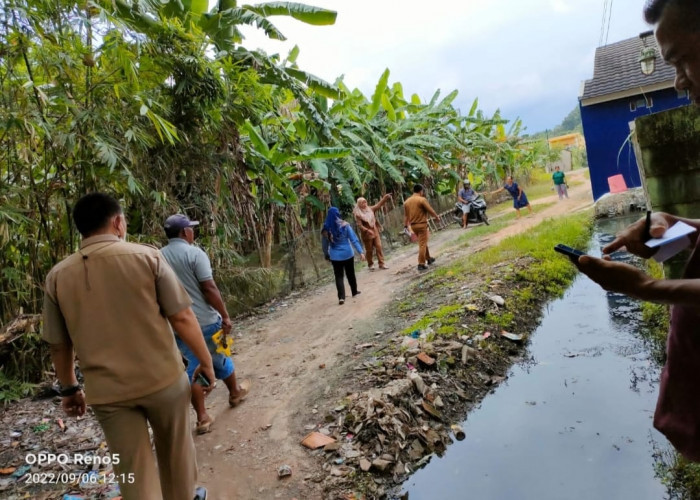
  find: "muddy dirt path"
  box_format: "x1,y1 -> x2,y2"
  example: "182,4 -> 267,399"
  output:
197,170 -> 594,499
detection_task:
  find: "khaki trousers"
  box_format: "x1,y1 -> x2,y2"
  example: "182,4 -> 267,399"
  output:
92,372 -> 196,500
362,232 -> 385,267
411,223 -> 431,265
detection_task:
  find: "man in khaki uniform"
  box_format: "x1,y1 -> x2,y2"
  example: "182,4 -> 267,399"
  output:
42,193 -> 214,500
403,184 -> 440,271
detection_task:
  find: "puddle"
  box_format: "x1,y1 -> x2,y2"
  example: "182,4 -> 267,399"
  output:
402,216 -> 670,500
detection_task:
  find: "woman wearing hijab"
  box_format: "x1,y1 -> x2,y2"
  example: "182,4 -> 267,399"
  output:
322,207 -> 366,305
491,176 -> 533,218
353,193 -> 392,271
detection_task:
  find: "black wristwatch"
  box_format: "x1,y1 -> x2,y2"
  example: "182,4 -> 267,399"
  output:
59,384 -> 83,397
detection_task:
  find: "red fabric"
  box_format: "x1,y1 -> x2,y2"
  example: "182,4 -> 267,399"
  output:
654,236 -> 700,461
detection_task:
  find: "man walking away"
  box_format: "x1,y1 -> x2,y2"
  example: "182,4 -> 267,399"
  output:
42,193 -> 213,500
552,166 -> 569,200
161,214 -> 251,435
403,184 -> 441,271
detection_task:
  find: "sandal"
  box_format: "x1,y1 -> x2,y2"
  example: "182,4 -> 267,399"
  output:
196,416 -> 214,435
229,378 -> 251,407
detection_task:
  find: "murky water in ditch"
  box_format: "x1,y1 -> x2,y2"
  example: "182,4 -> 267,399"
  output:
403,215 -> 671,500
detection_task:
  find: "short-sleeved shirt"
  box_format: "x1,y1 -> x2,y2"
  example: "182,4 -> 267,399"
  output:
42,234 -> 191,405
160,239 -> 220,327
458,187 -> 476,202
404,194 -> 435,225
552,171 -> 566,185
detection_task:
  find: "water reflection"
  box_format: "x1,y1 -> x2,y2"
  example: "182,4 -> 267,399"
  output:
402,216 -> 671,500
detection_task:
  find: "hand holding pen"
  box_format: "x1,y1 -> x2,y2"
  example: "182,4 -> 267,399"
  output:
602,209 -> 671,259
643,210 -> 653,242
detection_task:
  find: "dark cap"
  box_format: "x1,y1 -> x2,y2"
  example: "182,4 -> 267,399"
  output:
164,214 -> 199,231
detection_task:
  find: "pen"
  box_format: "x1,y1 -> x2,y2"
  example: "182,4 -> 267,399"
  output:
643,210 -> 652,242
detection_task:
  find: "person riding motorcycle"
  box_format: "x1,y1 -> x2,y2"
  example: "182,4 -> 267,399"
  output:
457,180 -> 478,229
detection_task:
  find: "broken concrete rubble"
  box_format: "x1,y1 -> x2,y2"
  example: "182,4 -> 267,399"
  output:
308,311 -> 531,497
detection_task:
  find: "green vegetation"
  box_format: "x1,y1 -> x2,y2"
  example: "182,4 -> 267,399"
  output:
401,210 -> 593,338
640,260 -> 670,364
0,371 -> 37,407
0,0 -> 559,329
525,179 -> 562,202
654,449 -> 700,500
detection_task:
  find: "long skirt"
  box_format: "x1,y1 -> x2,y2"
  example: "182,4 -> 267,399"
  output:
513,192 -> 529,209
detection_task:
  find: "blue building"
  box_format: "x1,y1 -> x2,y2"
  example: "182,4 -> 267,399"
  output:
579,31 -> 690,200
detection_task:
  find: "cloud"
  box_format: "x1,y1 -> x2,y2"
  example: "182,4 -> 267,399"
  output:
239,0 -> 651,132
550,0 -> 573,13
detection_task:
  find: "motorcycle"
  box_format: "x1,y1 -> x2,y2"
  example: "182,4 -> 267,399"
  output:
453,195 -> 489,226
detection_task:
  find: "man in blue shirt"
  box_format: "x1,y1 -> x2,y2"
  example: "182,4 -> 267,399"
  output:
457,180 -> 478,229
161,214 -> 250,434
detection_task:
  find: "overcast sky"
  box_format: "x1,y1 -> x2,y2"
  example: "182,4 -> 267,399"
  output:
239,0 -> 653,134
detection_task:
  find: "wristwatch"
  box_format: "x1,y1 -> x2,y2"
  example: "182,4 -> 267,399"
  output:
59,384 -> 83,397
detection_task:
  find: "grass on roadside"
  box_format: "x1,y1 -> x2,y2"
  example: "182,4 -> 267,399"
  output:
400,210 -> 593,338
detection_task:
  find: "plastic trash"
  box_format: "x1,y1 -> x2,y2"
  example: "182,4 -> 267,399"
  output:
487,294 -> 505,306
211,329 -> 233,356
500,330 -> 523,342
10,465 -> 30,479
451,424 -> 466,441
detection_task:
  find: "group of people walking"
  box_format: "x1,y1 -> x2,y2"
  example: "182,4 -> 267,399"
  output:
323,175 -> 544,304
37,2 -> 700,495
42,193 -> 251,500
38,174 -> 545,499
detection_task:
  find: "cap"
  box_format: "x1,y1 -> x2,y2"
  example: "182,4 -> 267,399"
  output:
164,214 -> 200,231
463,179 -> 471,185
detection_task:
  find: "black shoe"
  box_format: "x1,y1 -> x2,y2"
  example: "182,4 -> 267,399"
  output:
427,257 -> 436,265
339,299 -> 345,305
194,486 -> 207,500
417,264 -> 428,271
352,291 -> 361,297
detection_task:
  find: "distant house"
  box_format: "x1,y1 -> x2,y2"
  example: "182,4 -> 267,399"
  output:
579,31 -> 690,200
545,133 -> 585,173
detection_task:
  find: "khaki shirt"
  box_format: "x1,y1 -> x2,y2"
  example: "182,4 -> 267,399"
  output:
42,234 -> 192,405
404,194 -> 435,225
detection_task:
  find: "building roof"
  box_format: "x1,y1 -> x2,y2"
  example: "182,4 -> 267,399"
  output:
548,133 -> 585,148
580,34 -> 676,103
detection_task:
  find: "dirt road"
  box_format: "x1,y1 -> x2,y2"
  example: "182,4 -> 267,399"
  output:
197,171 -> 594,499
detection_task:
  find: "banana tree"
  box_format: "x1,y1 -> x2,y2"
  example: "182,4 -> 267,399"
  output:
97,0 -> 340,102
240,118 -> 349,266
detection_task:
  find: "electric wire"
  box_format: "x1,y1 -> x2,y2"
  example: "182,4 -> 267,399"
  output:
604,0 -> 614,46
598,0 -> 609,47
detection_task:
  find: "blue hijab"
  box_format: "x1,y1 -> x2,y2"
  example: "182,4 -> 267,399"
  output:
323,207 -> 345,241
